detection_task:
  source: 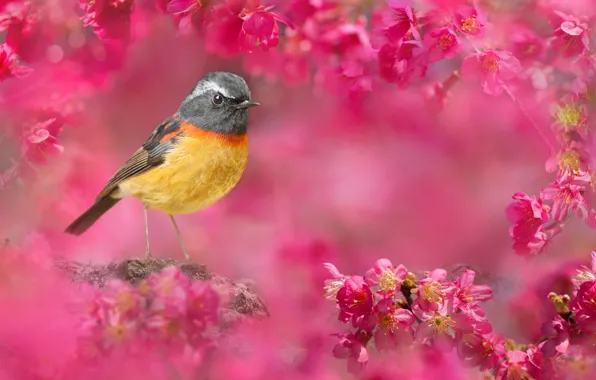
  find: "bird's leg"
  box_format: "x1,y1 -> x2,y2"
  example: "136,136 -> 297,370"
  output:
144,205 -> 152,259
169,214 -> 191,261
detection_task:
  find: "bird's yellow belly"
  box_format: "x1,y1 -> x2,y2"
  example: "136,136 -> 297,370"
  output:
117,135 -> 248,215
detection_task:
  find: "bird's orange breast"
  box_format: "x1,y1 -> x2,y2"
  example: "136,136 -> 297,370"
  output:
117,129 -> 248,215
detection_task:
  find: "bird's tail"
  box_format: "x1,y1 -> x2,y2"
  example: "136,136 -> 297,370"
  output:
65,196 -> 121,236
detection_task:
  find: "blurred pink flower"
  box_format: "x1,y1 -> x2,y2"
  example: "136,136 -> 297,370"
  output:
457,332 -> 506,371
377,0 -> 418,43
364,258 -> 407,297
378,39 -> 427,87
495,350 -> 540,380
541,181 -> 588,221
453,5 -> 485,37
0,42 -> 31,82
22,117 -> 65,164
573,251 -> 596,287
374,299 -> 415,351
323,262 -> 346,300
506,192 -> 553,256
509,25 -> 546,64
332,332 -> 371,374
545,148 -> 590,183
541,316 -> 570,358
205,2 -> 244,56
80,0 -> 135,40
336,276 -> 374,320
239,2 -> 294,52
423,27 -> 461,63
551,12 -> 590,58
551,94 -> 589,131
571,280 -> 596,333
462,49 -> 522,96
506,192 -> 549,229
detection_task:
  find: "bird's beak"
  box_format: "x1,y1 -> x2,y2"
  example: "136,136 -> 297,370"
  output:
236,100 -> 260,109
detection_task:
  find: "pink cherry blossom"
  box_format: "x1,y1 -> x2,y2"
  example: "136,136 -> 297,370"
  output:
545,148 -> 590,183
323,262 -> 347,300
462,49 -> 522,96
373,299 -> 415,351
573,251 -> 596,287
423,27 -> 461,63
458,332 -> 506,371
551,12 -> 590,58
0,42 -> 31,82
540,181 -> 588,221
495,349 -> 541,380
377,0 -> 418,44
239,3 -> 294,52
336,276 -> 374,319
412,269 -> 453,313
80,0 -> 135,40
332,331 -> 371,374
541,316 -> 570,358
364,259 -> 407,297
454,5 -> 485,37
452,270 -> 493,312
21,117 -> 64,164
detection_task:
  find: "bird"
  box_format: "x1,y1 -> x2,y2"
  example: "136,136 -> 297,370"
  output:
64,71 -> 260,261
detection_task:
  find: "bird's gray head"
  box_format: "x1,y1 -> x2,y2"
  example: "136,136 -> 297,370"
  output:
178,71 -> 259,135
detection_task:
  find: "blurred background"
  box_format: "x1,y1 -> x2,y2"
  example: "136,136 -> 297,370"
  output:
1,0 -> 596,367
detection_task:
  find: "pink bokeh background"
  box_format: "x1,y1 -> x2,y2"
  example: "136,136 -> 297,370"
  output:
1,0 -> 596,378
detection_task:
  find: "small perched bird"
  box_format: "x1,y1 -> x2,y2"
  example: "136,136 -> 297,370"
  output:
65,71 -> 259,260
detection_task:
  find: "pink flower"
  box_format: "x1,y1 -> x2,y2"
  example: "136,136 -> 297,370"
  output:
495,350 -> 540,380
512,224 -> 562,257
332,331 -> 371,374
571,280 -> 596,333
453,270 -> 493,313
239,3 -> 294,52
364,259 -> 407,297
458,332 -> 506,371
541,316 -> 570,358
378,39 -> 427,87
551,94 -> 589,131
22,118 -> 64,164
204,3 -> 244,56
0,42 -> 31,82
80,0 -> 135,40
336,276 -> 374,319
323,262 -> 346,300
373,299 -> 415,351
186,281 -> 219,328
545,148 -> 590,183
378,0 -> 418,43
412,269 -> 453,313
454,5 -> 486,37
573,251 -> 596,287
540,181 -> 588,221
551,12 -> 590,58
423,27 -> 461,63
414,306 -> 474,348
509,26 -> 546,64
462,49 -> 522,96
506,192 -> 549,227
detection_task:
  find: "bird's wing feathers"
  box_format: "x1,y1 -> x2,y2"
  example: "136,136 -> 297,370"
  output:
95,116 -> 184,200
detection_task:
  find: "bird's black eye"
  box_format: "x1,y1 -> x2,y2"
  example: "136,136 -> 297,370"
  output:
212,93 -> 224,105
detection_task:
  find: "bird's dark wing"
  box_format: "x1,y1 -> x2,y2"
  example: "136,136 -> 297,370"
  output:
95,116 -> 183,200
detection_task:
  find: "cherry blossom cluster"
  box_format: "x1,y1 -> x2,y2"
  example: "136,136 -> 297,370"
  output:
324,254 -> 596,378
324,258 -> 499,375
74,266 -> 219,361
